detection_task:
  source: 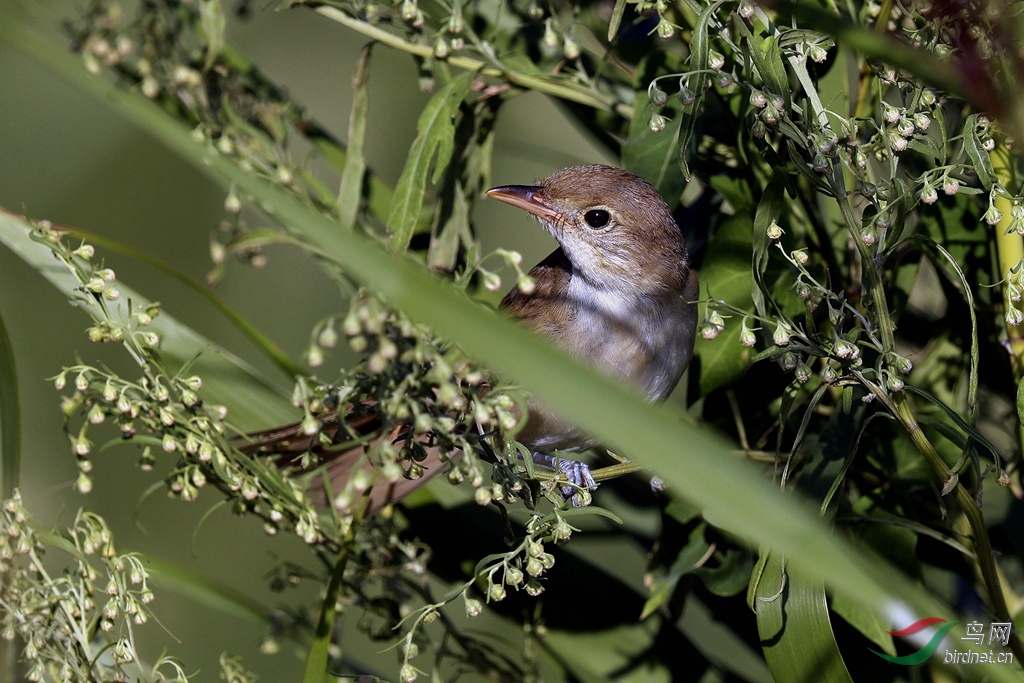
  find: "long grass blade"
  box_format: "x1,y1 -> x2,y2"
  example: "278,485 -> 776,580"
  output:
0,303 -> 19,500
338,45 -> 372,232
145,554 -> 267,624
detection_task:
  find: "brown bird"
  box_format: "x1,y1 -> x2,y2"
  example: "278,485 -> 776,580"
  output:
242,164 -> 698,510
487,165 -> 698,494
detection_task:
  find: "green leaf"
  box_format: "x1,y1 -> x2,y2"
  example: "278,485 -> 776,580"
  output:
622,52 -> 687,208
752,175 -> 786,319
386,72 -> 475,252
755,558 -> 855,683
831,592 -> 896,656
0,302 -> 19,500
694,213 -> 755,395
338,44 -> 372,232
736,21 -> 789,107
708,175 -> 755,213
199,0 -> 226,70
641,522 -> 712,619
1018,377 -> 1024,428
428,182 -> 471,271
679,0 -> 727,180
607,0 -> 627,41
963,113 -> 997,189
545,620 -> 671,683
693,548 -> 753,597
0,212 -> 295,432
146,555 -> 267,624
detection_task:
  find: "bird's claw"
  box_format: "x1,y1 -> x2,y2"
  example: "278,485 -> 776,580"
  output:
532,452 -> 597,507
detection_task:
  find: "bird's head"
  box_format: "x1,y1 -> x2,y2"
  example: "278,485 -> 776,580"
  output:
486,165 -> 688,295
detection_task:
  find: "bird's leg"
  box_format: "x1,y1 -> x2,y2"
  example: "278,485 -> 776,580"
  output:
531,452 -> 597,506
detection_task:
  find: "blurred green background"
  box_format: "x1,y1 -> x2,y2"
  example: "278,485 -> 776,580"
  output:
0,1 -> 615,678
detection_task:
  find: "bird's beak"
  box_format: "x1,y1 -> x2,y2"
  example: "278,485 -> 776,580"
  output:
485,185 -> 560,222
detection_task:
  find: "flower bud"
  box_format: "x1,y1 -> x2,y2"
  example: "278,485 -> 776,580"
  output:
505,566 -> 524,586
677,82 -> 695,107
795,362 -> 811,383
739,323 -> 756,347
820,363 -> 838,383
649,113 -> 667,133
983,204 -> 1004,225
224,189 -> 242,214
650,86 -> 668,107
700,321 -> 722,340
465,598 -> 483,617
772,322 -> 791,346
919,184 -> 938,205
860,226 -> 877,246
73,244 -> 95,260
474,487 -> 492,506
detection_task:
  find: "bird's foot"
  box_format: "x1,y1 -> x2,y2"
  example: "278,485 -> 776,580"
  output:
532,452 -> 597,507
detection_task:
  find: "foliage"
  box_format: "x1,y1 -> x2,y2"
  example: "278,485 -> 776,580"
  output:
2,0 -> 1024,681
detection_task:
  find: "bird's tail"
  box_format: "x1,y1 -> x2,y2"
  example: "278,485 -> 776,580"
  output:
234,404 -> 448,514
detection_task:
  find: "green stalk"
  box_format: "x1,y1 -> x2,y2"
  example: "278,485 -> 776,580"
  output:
302,497 -> 368,683
990,145 -> 1024,372
0,306 -> 18,683
0,305 -> 19,500
314,6 -> 634,120
832,174 -> 1024,664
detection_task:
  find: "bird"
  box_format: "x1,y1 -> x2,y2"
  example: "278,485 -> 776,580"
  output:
241,164 -> 698,511
488,165 -> 698,495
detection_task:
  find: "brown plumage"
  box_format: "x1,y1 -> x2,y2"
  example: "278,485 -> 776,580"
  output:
240,165 -> 698,511
491,165 -> 699,452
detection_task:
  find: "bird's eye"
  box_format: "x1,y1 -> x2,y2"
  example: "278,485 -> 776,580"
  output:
584,209 -> 610,228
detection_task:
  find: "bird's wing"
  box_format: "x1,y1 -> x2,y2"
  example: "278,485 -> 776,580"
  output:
499,247 -> 573,335
235,404 -> 449,514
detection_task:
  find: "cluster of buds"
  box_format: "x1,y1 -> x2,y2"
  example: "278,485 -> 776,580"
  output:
1005,261 -> 1024,327
916,166 -> 963,206
478,512 -> 574,606
307,291 -> 530,513
36,226 -> 328,549
749,89 -> 786,138
1,498 -> 182,682
699,302 -> 728,340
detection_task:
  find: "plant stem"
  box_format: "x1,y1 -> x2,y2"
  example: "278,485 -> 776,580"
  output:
302,496 -> 368,683
894,402 -> 1024,664
832,170 -> 1024,666
990,144 -> 1024,372
313,6 -> 634,120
